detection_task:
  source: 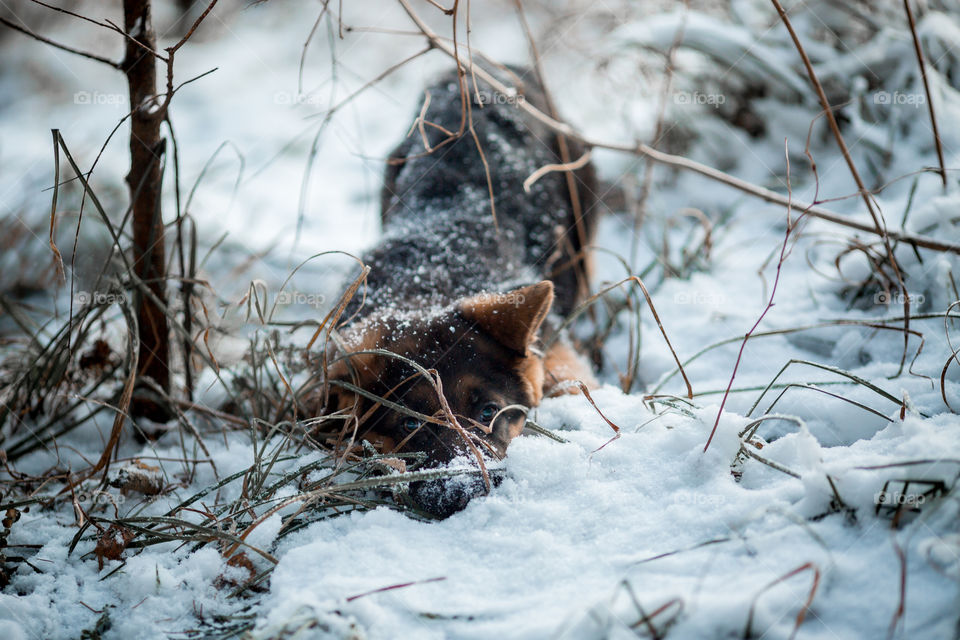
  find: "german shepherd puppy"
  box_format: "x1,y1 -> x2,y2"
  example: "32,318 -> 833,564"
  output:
325,67 -> 598,515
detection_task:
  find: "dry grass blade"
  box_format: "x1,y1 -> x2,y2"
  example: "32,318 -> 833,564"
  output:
547,275 -> 692,399
52,131 -> 133,273
74,300 -> 137,488
625,275 -> 692,399
653,314 -> 946,396
523,149 -> 592,193
903,0 -> 947,189
888,537 -> 907,640
47,130 -> 66,282
327,347 -> 493,489
738,414 -> 804,441
523,420 -> 568,443
93,515 -> 277,564
395,0 -> 960,256
747,359 -> 905,418
743,562 -> 821,640
941,301 -> 960,411
761,383 -> 893,423
769,0 -> 911,373
705,160 -> 798,452
578,382 -> 622,454
940,348 -> 960,411
738,444 -> 801,479
307,261 -> 369,350
346,576 -> 446,602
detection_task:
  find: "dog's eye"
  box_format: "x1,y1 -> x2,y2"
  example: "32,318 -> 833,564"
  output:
401,417 -> 421,432
479,403 -> 500,423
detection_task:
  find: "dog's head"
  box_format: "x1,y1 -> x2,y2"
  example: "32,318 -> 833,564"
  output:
323,281 -> 554,465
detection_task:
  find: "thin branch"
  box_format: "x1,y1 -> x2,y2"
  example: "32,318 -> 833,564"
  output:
523,149 -> 592,193
169,0 -> 220,54
161,0 -> 221,115
635,0 -> 689,269
769,0 -> 911,374
104,17 -> 165,61
704,139 -> 797,452
513,0 -> 592,306
0,15 -> 120,69
298,1 -> 331,94
903,0 -> 947,189
394,0 -> 960,256
26,1 -> 164,62
307,45 -> 432,124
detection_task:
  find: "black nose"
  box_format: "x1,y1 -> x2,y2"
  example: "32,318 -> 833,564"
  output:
408,475 -> 486,518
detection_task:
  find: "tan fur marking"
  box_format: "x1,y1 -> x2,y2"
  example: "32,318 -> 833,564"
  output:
515,354 -> 545,407
543,341 -> 597,396
375,435 -> 398,453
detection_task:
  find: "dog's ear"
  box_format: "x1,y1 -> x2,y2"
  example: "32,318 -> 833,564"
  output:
458,281 -> 554,354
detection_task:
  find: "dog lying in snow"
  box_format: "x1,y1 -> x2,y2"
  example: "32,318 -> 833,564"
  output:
324,67 -> 598,515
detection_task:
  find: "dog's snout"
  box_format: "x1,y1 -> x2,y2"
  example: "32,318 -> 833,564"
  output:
486,411 -> 527,455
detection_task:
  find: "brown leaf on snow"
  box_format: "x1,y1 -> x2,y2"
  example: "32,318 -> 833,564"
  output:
94,525 -> 134,571
108,462 -> 164,496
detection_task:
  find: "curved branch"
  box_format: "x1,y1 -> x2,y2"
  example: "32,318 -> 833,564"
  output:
395,0 -> 960,256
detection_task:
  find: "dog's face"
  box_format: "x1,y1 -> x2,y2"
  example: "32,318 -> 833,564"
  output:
324,281 -> 553,464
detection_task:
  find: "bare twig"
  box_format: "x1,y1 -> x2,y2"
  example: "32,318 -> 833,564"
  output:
346,576 -> 447,602
0,15 -> 120,68
523,149 -> 592,193
26,0 -> 163,62
744,562 -> 821,640
888,537 -> 907,639
395,0 -> 960,256
513,0 -> 591,301
161,0 -> 221,114
769,0 -> 911,373
704,139 -> 798,452
903,0 -> 947,189
169,0 -> 220,54
635,0 -> 689,270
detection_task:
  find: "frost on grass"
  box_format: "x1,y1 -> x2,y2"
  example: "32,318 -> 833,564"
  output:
1,1 -> 960,640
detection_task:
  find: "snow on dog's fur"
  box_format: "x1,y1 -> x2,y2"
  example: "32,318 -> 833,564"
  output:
324,67 -> 599,515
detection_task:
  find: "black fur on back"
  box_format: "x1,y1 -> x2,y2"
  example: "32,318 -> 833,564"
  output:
346,66 -> 597,320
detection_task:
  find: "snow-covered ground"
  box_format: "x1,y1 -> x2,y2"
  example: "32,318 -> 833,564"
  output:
1,1 -> 959,638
